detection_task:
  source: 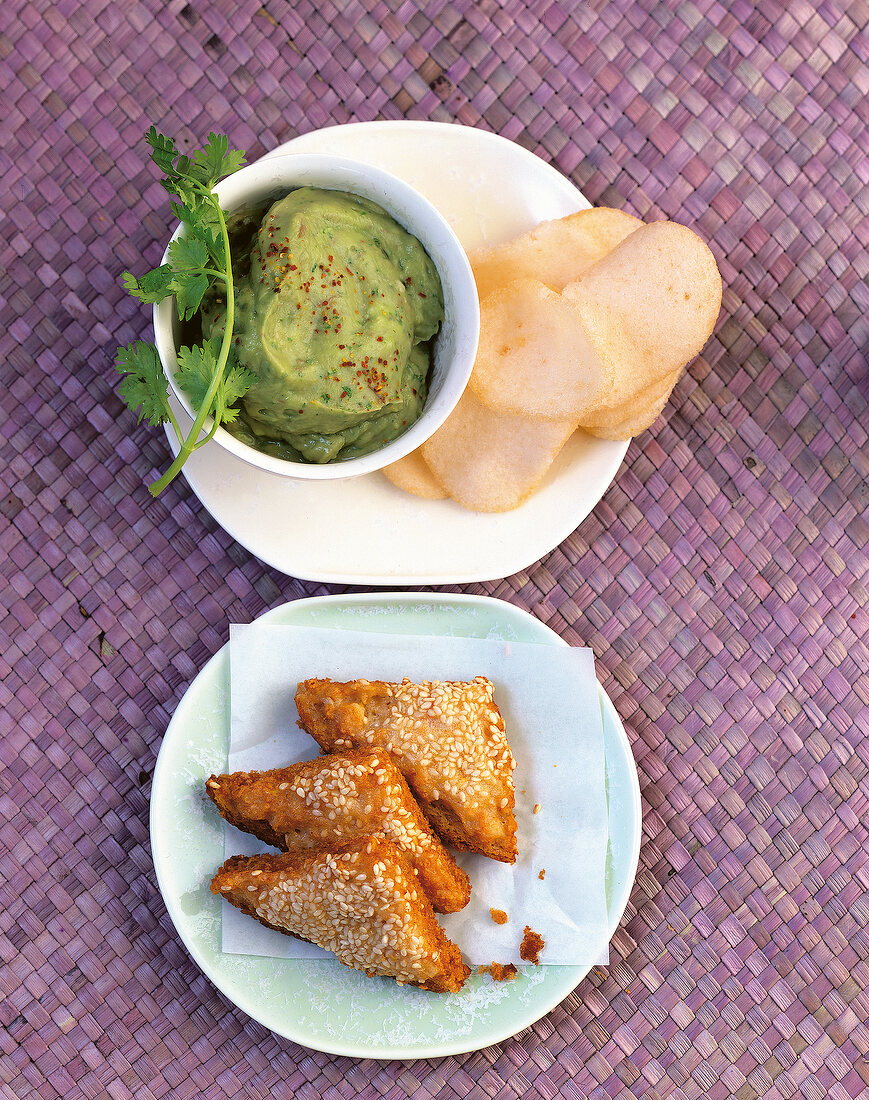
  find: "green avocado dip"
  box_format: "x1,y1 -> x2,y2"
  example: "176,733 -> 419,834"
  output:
199,187 -> 444,463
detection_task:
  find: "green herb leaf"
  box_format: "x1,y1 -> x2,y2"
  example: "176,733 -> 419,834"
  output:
115,127 -> 251,496
172,271 -> 211,320
165,236 -> 214,319
167,235 -> 210,273
174,339 -> 221,409
172,208 -> 223,270
121,265 -> 175,304
115,341 -> 172,427
145,126 -> 179,176
175,339 -> 256,424
215,364 -> 258,424
191,132 -> 246,188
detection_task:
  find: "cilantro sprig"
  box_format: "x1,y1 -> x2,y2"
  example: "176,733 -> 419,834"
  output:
115,128 -> 254,496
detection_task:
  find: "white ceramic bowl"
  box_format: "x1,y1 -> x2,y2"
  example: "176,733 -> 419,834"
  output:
153,153 -> 479,479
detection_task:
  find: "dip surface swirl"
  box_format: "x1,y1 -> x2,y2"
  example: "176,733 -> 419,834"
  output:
202,186 -> 444,463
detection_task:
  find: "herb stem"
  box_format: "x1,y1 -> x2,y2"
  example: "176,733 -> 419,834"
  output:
148,196 -> 235,497
164,404 -> 183,442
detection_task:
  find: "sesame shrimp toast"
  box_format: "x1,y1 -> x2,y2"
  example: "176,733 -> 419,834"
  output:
210,837 -> 470,993
294,677 -> 518,863
205,749 -> 471,913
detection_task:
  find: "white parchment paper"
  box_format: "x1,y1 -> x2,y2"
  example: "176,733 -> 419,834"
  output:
218,623 -> 610,967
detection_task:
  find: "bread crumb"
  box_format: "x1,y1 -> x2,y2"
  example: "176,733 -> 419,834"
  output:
477,962 -> 518,982
533,803 -> 541,814
520,925 -> 545,965
489,907 -> 508,925
538,868 -> 545,880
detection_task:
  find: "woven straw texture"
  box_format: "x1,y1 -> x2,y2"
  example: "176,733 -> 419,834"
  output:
2,0 -> 868,1096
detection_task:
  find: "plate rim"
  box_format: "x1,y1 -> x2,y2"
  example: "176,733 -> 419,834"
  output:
265,119 -> 594,205
150,592 -> 642,1058
165,119 -> 629,585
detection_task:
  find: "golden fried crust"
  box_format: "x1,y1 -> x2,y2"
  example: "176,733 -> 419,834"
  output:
295,678 -> 518,862
205,749 -> 471,913
210,837 -> 470,993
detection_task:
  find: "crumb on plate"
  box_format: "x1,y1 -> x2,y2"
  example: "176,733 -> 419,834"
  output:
520,925 -> 545,965
477,962 -> 518,982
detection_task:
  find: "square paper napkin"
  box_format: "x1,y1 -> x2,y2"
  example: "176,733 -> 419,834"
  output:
218,623 -> 610,967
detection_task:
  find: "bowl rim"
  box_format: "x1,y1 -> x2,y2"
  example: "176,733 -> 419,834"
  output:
152,151 -> 480,480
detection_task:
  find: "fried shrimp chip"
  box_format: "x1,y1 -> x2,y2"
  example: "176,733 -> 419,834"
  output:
382,449 -> 446,500
579,368 -> 681,440
382,210 -> 722,501
473,220 -> 720,435
564,220 -> 721,408
581,385 -> 673,440
421,383 -> 576,512
468,277 -> 612,422
469,206 -> 642,300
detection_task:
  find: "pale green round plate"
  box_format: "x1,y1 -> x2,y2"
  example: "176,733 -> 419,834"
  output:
150,593 -> 641,1058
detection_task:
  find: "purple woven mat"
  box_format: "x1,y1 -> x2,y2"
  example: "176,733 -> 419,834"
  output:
2,0 -> 868,1096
